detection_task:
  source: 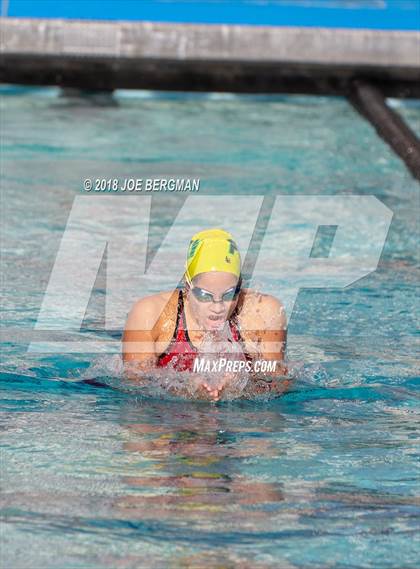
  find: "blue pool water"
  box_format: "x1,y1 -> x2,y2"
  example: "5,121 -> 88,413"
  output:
1,87 -> 419,568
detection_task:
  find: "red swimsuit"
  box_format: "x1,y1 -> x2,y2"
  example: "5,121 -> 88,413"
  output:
157,290 -> 250,372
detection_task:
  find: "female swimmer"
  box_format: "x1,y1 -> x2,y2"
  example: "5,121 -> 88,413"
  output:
122,229 -> 289,400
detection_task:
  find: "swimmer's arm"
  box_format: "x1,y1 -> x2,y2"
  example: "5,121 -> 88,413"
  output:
249,296 -> 290,394
122,298 -> 158,381
122,300 -> 217,398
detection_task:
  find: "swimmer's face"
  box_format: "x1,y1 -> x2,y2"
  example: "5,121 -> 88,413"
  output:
186,271 -> 240,331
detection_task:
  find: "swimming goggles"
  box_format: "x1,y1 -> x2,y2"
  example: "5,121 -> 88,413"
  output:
186,276 -> 242,304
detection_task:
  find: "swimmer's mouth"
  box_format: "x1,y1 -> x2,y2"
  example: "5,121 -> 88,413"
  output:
207,315 -> 226,328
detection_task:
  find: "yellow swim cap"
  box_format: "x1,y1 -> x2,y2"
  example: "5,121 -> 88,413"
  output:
185,228 -> 241,282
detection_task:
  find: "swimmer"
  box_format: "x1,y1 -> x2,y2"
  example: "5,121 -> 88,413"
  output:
122,229 -> 289,400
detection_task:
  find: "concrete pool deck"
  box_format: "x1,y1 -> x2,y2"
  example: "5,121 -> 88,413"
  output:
1,18 -> 419,97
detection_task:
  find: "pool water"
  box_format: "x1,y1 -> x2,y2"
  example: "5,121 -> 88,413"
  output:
1,87 -> 419,568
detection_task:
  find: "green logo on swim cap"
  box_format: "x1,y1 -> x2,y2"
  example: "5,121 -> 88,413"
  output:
227,239 -> 238,255
188,239 -> 201,260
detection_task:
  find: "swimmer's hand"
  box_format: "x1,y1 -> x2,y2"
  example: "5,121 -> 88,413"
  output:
192,376 -> 227,401
200,366 -> 290,401
201,381 -> 225,401
200,372 -> 239,401
163,373 -> 232,401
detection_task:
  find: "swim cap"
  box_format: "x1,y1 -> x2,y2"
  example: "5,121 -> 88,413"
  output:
185,228 -> 241,282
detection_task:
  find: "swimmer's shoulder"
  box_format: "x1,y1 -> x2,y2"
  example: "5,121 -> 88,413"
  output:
126,290 -> 180,336
237,289 -> 286,328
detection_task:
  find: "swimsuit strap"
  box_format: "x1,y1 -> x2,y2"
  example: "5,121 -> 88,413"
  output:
163,289 -> 197,350
174,289 -> 183,332
156,290 -> 187,364
178,290 -> 198,351
229,318 -> 240,342
174,289 -> 191,344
